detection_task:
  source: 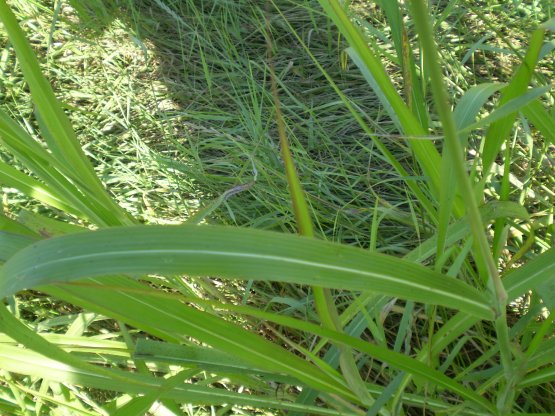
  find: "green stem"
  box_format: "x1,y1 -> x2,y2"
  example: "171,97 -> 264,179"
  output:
266,19 -> 373,407
409,0 -> 512,410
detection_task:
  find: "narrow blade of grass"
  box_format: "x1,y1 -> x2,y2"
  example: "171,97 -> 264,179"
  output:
521,99 -> 555,146
503,246 -> 555,300
0,0 -> 132,226
0,161 -> 79,215
43,275 -> 356,403
316,0 -> 443,198
459,86 -> 551,136
266,17 -> 372,404
481,27 -> 546,174
0,335 -> 349,414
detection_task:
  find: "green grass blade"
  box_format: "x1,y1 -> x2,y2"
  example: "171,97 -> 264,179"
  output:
521,99 -> 555,146
404,201 -> 529,264
526,338 -> 555,371
376,0 -> 429,129
161,294 -> 496,413
111,370 -> 195,416
43,276 -> 356,403
409,0 -> 504,306
271,2 -> 438,221
266,23 -> 369,402
459,86 -> 550,135
0,1 -> 90,171
0,340 -> 348,414
0,232 -> 39,261
43,280 -> 495,412
0,214 -> 39,238
266,33 -> 314,238
520,367 -> 555,388
453,82 -> 506,131
0,225 -> 494,319
316,0 -> 443,197
408,3 -> 513,408
16,210 -> 85,237
0,110 -> 121,224
0,0 -> 132,226
481,27 -> 546,174
396,243 -> 555,409
503,246 -> 555,301
0,161 -> 79,215
447,81 -> 534,263
0,303 -> 152,392
133,339 -> 297,383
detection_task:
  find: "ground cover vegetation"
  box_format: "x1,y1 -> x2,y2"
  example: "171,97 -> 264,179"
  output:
0,0 -> 554,414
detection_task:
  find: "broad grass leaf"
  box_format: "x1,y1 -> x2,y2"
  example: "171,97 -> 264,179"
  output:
0,232 -> 39,262
0,225 -> 494,319
0,214 -> 39,238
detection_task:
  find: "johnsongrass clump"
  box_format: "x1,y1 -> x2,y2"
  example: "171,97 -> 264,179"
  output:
0,0 -> 554,414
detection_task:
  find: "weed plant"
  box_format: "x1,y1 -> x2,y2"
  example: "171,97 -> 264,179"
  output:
0,0 -> 554,415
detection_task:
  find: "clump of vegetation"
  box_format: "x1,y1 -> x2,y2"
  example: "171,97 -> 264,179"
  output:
0,0 -> 553,414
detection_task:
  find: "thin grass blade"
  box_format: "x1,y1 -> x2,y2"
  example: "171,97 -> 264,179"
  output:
521,99 -> 555,146
481,27 -> 546,174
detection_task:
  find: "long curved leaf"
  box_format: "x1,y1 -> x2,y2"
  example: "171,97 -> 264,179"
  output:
0,295 -> 355,405
316,0 -> 443,199
522,99 -> 555,146
0,0 -> 132,226
0,225 -> 494,319
0,343 -> 350,415
44,280 -> 495,412
0,160 -> 78,214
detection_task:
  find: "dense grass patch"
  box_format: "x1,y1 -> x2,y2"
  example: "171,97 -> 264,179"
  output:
0,0 -> 554,414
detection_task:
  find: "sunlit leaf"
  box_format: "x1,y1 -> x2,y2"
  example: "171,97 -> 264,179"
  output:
0,225 -> 494,319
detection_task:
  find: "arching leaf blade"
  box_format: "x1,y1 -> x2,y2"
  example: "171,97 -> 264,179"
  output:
45,279 -> 494,412
43,276 -> 355,402
0,225 -> 493,319
0,343 -> 350,415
